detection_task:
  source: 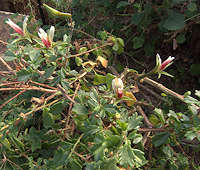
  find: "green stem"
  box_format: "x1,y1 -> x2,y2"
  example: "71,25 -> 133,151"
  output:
185,13 -> 200,22
67,134 -> 84,161
136,69 -> 155,82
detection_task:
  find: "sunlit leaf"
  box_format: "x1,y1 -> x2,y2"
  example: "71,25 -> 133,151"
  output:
123,91 -> 137,106
96,56 -> 108,68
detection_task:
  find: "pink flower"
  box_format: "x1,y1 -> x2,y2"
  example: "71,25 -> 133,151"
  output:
160,56 -> 175,71
6,18 -> 24,36
155,54 -> 175,78
38,26 -> 55,48
112,78 -> 124,98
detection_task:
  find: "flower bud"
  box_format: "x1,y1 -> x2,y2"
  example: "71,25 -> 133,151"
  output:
6,18 -> 24,36
112,78 -> 124,98
38,26 -> 55,48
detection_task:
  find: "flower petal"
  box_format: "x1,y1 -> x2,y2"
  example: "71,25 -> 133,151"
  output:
6,18 -> 24,35
48,26 -> 55,43
160,56 -> 174,70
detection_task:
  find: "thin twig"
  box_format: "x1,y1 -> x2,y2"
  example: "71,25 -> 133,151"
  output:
0,81 -> 22,87
73,151 -> 90,162
57,84 -> 76,103
29,80 -> 57,90
0,90 -> 26,109
0,39 -> 8,45
136,105 -> 153,128
138,83 -> 169,103
0,86 -> 57,93
66,83 -> 80,126
73,28 -> 101,42
144,77 -> 184,101
0,56 -> 14,73
18,98 -> 61,121
138,128 -> 172,132
58,42 -> 112,60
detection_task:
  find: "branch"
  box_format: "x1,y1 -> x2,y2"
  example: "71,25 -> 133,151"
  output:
57,84 -> 76,104
136,105 -> 153,128
0,86 -> 57,93
0,90 -> 26,109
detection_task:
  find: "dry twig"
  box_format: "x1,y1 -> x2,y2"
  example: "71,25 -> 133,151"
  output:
57,84 -> 76,104
0,90 -> 26,109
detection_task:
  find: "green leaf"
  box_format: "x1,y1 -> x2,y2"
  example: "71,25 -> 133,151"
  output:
112,42 -> 119,51
106,135 -> 122,148
97,31 -> 108,40
61,80 -> 70,90
3,50 -> 17,61
162,145 -> 173,158
106,73 -> 115,89
131,13 -> 144,25
117,120 -> 128,131
17,69 -> 32,82
185,131 -> 196,141
43,108 -> 55,129
51,102 -> 65,114
154,108 -> 165,124
93,73 -> 106,85
128,132 -> 143,144
47,148 -> 70,168
163,10 -> 185,30
133,36 -> 145,49
176,34 -> 186,44
149,114 -> 160,126
72,104 -> 88,115
43,66 -> 56,79
116,38 -> 124,47
195,90 -> 200,98
117,1 -> 130,8
160,71 -> 174,78
29,49 -> 41,62
28,127 -> 42,152
127,113 -> 143,131
94,142 -> 106,161
152,132 -> 170,147
119,142 -> 147,168
72,103 -> 88,120
75,57 -> 83,66
172,0 -> 187,5
187,2 -> 197,12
